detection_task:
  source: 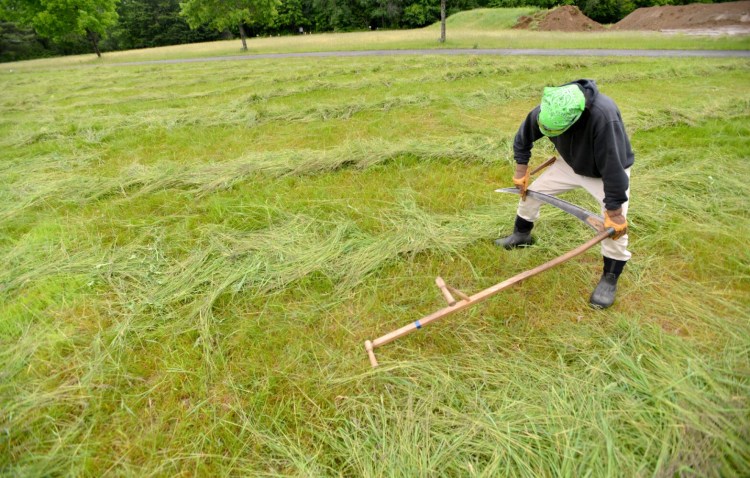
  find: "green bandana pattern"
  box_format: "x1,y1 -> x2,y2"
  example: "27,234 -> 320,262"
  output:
538,85 -> 586,137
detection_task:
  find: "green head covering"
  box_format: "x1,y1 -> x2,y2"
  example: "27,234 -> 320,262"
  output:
538,84 -> 585,137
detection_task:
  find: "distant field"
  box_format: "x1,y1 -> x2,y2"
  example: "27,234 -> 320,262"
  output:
4,7 -> 750,69
1,27 -> 749,477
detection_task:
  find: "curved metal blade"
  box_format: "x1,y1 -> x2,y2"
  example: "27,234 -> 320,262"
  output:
495,187 -> 604,232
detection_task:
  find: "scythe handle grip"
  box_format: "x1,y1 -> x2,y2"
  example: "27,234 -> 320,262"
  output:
529,156 -> 556,176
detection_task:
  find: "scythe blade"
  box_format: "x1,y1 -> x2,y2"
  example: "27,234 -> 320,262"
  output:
495,187 -> 605,232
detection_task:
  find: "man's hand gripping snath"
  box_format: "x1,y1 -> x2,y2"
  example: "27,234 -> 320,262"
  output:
513,156 -> 557,200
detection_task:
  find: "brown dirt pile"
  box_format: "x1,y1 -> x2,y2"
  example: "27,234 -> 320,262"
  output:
614,1 -> 750,31
514,6 -> 604,32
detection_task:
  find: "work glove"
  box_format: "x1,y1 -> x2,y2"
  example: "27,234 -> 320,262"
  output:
604,208 -> 628,240
512,164 -> 530,199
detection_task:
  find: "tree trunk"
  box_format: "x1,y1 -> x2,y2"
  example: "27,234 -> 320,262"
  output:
86,28 -> 102,58
239,23 -> 248,51
440,0 -> 446,43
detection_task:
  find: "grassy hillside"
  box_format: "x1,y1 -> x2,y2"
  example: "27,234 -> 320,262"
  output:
435,7 -> 539,30
1,48 -> 749,475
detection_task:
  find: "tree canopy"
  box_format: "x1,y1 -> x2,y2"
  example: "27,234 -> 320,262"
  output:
111,0 -> 223,50
179,0 -> 280,49
0,0 -> 119,56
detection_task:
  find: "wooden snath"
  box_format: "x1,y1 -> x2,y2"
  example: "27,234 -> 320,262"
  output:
364,172 -> 615,367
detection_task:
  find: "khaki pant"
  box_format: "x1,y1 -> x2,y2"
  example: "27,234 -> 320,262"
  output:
517,158 -> 632,261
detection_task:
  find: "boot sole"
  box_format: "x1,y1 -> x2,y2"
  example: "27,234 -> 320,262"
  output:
493,239 -> 535,249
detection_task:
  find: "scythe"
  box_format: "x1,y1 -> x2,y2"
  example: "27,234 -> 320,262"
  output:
364,188 -> 615,368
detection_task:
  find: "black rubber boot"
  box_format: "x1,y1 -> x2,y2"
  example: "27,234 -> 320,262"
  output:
589,257 -> 627,309
494,216 -> 535,249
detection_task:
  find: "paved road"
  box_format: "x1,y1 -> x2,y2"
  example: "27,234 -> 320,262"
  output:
115,48 -> 750,66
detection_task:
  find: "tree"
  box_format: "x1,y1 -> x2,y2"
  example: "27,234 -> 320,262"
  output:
579,0 -> 635,23
370,0 -> 403,29
111,0 -> 222,50
0,20 -> 48,61
272,0 -> 308,34
0,0 -> 119,57
179,0 -> 279,50
439,0 -> 445,42
402,0 -> 440,28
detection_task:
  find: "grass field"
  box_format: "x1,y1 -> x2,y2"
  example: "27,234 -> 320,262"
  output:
1,16 -> 750,477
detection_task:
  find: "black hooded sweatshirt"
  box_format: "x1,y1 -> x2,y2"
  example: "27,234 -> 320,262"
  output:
513,79 -> 634,211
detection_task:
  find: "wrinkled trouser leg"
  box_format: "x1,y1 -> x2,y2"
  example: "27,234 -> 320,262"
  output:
516,159 -> 631,261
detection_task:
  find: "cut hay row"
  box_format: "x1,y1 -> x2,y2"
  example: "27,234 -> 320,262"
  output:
2,59 -> 745,151
33,61 -> 541,109
2,117 -> 746,333
0,199 -> 507,305
1,97 -> 745,222
0,135 -> 504,221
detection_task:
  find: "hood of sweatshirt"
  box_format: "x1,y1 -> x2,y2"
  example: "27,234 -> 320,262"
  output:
566,79 -> 599,109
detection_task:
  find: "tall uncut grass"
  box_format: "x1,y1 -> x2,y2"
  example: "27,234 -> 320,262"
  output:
1,49 -> 749,476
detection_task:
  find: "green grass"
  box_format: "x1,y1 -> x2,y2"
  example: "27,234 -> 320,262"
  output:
438,7 -> 540,30
1,43 -> 749,476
